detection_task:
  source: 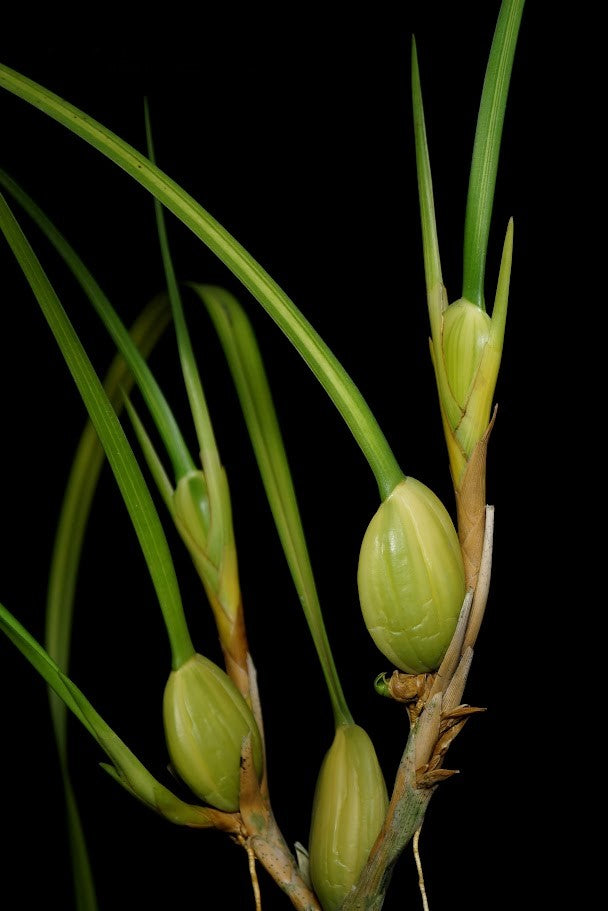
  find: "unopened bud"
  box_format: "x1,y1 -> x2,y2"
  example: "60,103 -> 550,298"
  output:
358,478 -> 465,674
163,653 -> 263,812
442,297 -> 491,409
309,724 -> 388,911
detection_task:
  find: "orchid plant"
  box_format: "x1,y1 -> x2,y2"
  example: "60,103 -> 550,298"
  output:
0,3 -> 527,908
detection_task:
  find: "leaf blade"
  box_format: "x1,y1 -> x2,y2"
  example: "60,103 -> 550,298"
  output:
0,600 -> 217,829
0,64 -> 403,499
192,284 -> 352,728
462,0 -> 525,308
0,190 -> 194,670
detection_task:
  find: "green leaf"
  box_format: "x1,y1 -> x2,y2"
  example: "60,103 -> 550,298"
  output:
123,393 -> 176,514
0,64 -> 403,500
44,296 -> 170,911
191,284 -> 352,728
0,601 -> 91,734
411,38 -> 442,297
411,46 -> 462,436
462,0 -> 525,308
0,167 -> 194,482
0,156 -> 177,906
0,600 -> 216,828
62,775 -> 99,911
44,295 -> 171,735
145,105 -> 224,563
0,190 -> 194,670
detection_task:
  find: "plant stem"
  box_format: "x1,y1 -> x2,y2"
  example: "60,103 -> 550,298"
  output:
340,722 -> 433,910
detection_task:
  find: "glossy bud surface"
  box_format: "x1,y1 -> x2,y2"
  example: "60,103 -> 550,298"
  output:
358,478 -> 465,674
163,653 -> 263,811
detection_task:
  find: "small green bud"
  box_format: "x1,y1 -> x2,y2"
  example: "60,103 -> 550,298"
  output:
173,470 -> 210,553
442,297 -> 492,409
163,653 -> 263,812
309,724 -> 388,911
358,478 -> 465,674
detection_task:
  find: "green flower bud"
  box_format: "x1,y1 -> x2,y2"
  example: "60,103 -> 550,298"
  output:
442,297 -> 492,409
173,470 -> 210,553
309,724 -> 388,911
163,653 -> 263,812
358,478 -> 465,674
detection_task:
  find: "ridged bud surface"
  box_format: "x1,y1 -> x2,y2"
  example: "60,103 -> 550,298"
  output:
309,724 -> 388,911
358,478 -> 465,674
163,653 -> 263,811
442,298 -> 491,409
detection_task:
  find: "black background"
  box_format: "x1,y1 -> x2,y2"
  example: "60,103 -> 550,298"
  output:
1,4 -> 568,909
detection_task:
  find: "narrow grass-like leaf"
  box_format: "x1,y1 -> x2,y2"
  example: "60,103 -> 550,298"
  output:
123,393 -> 176,513
0,602 -> 91,733
0,601 -> 215,828
0,191 -> 194,670
0,162 -> 179,905
411,40 -> 461,436
63,777 -> 99,911
191,284 -> 353,728
411,38 -> 442,297
462,0 -> 525,308
44,297 -> 169,911
0,64 -> 404,500
0,167 -> 194,481
145,105 -> 223,565
44,295 -> 170,749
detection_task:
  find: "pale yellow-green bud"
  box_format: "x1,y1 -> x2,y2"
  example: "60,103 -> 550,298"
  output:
309,724 -> 388,911
358,478 -> 465,674
173,471 -> 210,553
163,653 -> 263,812
442,298 -> 492,409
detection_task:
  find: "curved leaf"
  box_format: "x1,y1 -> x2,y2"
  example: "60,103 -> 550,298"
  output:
0,190 -> 194,670
0,64 -> 403,500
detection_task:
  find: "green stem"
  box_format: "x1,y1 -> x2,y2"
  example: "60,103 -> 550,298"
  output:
462,0 -> 525,308
340,722 -> 433,911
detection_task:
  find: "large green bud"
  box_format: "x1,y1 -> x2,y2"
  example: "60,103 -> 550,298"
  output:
163,653 -> 263,812
358,477 -> 465,674
309,724 -> 388,911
